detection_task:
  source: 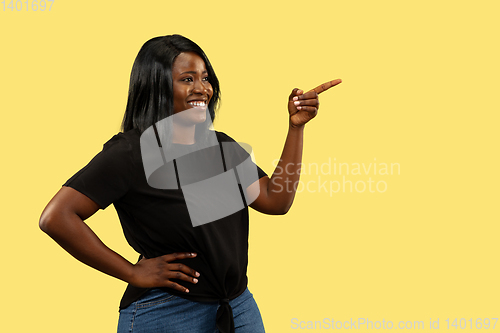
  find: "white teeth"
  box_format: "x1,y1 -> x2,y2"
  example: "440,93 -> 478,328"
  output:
189,101 -> 206,107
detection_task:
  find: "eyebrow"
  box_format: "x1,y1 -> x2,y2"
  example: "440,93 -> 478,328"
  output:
180,70 -> 208,75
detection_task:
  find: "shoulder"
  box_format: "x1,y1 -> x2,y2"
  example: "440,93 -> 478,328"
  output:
214,131 -> 254,154
100,128 -> 142,158
96,129 -> 142,171
214,130 -> 237,143
213,130 -> 254,163
104,128 -> 140,149
214,131 -> 247,153
215,131 -> 245,143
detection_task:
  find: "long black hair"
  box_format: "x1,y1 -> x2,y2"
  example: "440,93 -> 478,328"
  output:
121,35 -> 221,136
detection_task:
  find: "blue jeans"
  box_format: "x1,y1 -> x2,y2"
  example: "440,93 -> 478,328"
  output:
117,287 -> 265,333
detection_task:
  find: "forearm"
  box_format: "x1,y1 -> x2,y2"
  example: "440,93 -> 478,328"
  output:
266,123 -> 305,212
40,212 -> 136,284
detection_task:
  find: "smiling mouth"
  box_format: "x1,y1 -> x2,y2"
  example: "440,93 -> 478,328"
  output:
188,101 -> 207,108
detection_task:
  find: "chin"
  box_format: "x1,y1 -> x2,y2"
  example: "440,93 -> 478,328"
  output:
174,107 -> 208,125
192,114 -> 207,123
189,107 -> 207,123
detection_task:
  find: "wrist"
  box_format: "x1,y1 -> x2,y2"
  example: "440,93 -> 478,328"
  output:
121,261 -> 139,285
288,121 -> 305,132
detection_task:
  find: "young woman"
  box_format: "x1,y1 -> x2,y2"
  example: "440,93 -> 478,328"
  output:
39,34 -> 340,333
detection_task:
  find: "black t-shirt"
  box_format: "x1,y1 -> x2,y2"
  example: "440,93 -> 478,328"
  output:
63,127 -> 267,332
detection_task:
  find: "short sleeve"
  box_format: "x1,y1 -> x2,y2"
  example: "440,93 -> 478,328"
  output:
215,131 -> 267,180
62,133 -> 137,210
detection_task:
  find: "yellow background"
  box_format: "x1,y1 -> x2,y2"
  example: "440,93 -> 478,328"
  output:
1,0 -> 499,332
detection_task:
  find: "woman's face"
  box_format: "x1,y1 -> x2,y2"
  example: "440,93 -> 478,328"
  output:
171,52 -> 213,125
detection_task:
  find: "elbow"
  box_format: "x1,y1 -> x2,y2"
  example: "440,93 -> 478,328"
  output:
39,214 -> 53,234
266,198 -> 294,215
278,198 -> 295,215
274,204 -> 291,215
39,201 -> 65,234
281,206 -> 291,215
39,208 -> 61,235
251,202 -> 290,215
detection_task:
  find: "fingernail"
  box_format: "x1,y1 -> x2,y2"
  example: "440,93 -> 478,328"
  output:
193,278 -> 198,283
297,106 -> 302,110
185,289 -> 190,293
196,272 -> 200,277
294,101 -> 300,106
293,96 -> 298,101
191,253 -> 196,256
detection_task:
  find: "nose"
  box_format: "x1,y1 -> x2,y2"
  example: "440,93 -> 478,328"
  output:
192,78 -> 207,95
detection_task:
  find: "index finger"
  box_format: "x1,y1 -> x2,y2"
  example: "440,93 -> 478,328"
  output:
306,79 -> 342,95
162,252 -> 197,262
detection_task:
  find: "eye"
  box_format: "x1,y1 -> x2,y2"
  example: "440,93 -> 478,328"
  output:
182,77 -> 193,82
203,76 -> 209,81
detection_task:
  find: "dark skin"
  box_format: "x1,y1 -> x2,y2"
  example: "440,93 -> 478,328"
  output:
39,51 -> 341,293
249,78 -> 342,214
